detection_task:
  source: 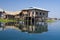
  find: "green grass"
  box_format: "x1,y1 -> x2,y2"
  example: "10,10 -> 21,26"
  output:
46,20 -> 55,23
0,18 -> 55,23
0,19 -> 16,23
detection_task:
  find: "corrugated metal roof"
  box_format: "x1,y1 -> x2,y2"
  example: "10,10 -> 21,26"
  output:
23,7 -> 48,11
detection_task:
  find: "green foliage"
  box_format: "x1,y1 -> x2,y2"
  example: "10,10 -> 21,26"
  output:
0,19 -> 16,23
46,20 -> 54,23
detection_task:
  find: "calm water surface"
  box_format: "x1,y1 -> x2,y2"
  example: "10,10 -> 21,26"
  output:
0,21 -> 60,40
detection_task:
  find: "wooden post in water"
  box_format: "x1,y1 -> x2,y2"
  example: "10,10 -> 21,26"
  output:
31,17 -> 32,25
27,17 -> 28,26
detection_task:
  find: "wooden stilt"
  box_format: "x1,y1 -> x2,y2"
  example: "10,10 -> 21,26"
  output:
31,17 -> 32,25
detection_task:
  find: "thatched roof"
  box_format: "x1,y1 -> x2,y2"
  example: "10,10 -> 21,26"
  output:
5,11 -> 21,15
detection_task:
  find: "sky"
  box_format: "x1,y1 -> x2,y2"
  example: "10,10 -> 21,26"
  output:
0,0 -> 60,18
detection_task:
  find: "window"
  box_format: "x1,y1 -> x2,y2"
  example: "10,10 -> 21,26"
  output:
40,13 -> 41,15
32,11 -> 34,14
36,12 -> 38,15
43,13 -> 45,15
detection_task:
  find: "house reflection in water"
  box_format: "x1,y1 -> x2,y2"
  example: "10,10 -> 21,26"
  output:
0,22 -> 48,33
0,22 -> 19,30
18,22 -> 48,33
0,22 -> 5,31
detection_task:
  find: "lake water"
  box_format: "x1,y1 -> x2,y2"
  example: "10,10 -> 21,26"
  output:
0,21 -> 60,40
